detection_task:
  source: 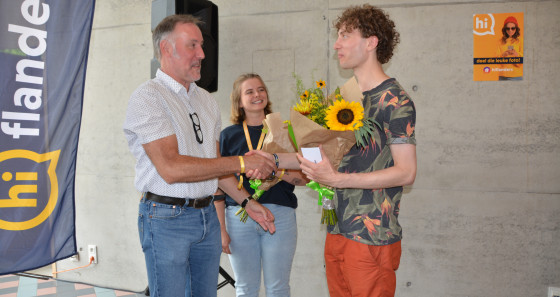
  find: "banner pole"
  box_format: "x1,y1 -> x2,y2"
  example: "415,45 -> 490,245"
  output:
51,263 -> 57,278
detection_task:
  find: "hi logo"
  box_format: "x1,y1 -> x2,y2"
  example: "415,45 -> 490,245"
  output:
473,13 -> 495,36
0,150 -> 60,231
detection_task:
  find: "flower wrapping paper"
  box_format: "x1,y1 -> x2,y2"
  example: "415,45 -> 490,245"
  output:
255,112 -> 298,191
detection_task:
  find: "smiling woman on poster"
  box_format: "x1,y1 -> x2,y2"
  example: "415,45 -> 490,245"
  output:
496,16 -> 523,80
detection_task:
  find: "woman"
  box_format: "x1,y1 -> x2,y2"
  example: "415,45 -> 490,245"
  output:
497,16 -> 523,80
215,73 -> 307,297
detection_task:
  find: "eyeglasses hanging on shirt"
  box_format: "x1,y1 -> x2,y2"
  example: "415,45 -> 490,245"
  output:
184,97 -> 203,144
189,112 -> 203,144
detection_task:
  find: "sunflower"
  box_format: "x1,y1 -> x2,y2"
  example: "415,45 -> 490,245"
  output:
294,100 -> 313,115
325,99 -> 364,131
316,80 -> 326,89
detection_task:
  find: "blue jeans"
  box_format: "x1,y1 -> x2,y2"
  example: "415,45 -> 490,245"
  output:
226,204 -> 297,297
138,198 -> 221,297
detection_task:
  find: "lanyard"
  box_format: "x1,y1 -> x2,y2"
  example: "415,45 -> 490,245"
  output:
238,121 -> 265,190
243,121 -> 265,151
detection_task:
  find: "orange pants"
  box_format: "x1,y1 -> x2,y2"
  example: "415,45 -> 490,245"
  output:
324,233 -> 401,297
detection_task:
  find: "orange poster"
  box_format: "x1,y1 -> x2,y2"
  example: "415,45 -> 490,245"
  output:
473,12 -> 524,81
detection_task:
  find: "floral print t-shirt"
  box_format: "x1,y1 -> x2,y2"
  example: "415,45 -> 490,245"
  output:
329,78 -> 416,246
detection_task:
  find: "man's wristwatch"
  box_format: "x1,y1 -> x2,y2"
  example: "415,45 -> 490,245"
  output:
241,196 -> 254,208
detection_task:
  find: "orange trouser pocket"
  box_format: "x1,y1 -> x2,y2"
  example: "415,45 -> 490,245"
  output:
325,233 -> 401,297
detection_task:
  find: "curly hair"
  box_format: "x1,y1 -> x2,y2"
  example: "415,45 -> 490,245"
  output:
334,4 -> 400,64
230,73 -> 273,125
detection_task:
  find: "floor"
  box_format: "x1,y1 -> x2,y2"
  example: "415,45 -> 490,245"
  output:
0,274 -> 147,297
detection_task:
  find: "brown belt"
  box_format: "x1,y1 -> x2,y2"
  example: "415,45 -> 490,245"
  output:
145,192 -> 213,209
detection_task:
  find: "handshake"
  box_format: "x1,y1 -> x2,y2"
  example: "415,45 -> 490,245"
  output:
240,150 -> 284,180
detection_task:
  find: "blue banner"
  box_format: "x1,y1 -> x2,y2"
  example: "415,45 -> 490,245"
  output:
0,0 -> 95,274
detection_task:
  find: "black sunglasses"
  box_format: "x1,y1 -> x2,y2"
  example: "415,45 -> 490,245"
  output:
189,112 -> 203,144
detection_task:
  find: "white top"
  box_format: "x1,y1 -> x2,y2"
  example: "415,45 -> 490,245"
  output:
123,69 -> 221,198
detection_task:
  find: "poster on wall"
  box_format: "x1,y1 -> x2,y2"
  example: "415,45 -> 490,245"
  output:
473,12 -> 524,81
0,0 -> 95,275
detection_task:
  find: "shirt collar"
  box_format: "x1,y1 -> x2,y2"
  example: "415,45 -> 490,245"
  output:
156,69 -> 198,97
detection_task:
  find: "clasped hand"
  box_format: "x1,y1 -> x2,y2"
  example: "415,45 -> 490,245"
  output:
242,150 -> 276,180
244,145 -> 340,187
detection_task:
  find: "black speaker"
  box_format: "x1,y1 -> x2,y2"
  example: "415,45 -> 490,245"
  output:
176,0 -> 218,93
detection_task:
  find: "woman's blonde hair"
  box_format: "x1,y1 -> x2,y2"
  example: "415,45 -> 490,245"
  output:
230,73 -> 272,124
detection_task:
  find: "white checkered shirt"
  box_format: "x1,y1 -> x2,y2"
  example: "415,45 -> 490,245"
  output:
123,69 -> 221,198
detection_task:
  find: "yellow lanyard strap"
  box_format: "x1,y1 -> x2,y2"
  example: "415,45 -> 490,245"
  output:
238,121 -> 266,189
243,121 -> 265,151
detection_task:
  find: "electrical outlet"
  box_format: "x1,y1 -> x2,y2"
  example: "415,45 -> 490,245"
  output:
88,245 -> 98,264
549,286 -> 560,297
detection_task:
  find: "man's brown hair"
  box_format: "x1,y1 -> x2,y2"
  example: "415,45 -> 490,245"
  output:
334,4 -> 400,64
152,14 -> 202,61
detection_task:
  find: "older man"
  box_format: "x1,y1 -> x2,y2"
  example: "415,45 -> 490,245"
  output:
123,14 -> 276,297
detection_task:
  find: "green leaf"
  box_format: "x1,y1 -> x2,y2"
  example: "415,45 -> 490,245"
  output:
354,117 -> 380,148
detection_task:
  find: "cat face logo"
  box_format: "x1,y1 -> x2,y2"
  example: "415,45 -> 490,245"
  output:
0,150 -> 60,231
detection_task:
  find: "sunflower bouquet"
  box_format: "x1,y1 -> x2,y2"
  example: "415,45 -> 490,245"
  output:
290,76 -> 377,225
293,76 -> 378,148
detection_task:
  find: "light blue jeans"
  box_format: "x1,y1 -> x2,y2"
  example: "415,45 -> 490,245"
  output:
138,198 -> 221,297
226,204 -> 297,297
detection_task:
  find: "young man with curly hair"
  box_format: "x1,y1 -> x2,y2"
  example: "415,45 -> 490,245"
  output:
297,4 -> 417,296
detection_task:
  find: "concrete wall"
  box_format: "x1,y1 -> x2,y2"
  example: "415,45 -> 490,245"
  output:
41,0 -> 560,296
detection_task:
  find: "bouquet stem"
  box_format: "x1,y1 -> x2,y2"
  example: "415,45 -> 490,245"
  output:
307,181 -> 337,226
235,193 -> 261,223
235,179 -> 266,223
321,209 -> 337,225
320,196 -> 337,225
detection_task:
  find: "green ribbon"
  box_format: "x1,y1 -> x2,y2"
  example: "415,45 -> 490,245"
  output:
306,181 -> 334,206
249,179 -> 265,198
236,179 -> 267,223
